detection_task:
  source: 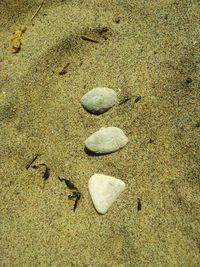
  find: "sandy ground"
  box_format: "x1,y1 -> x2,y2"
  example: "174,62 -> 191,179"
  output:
0,0 -> 200,266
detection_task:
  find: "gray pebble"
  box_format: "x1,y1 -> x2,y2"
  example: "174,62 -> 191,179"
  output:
85,127 -> 128,154
81,87 -> 117,114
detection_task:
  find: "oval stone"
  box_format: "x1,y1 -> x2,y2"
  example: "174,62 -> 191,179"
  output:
81,87 -> 117,114
85,127 -> 128,154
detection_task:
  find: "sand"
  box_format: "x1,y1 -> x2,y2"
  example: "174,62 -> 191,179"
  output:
0,0 -> 200,266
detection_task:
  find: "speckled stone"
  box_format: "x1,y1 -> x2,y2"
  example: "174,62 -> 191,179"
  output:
85,127 -> 128,154
81,87 -> 117,114
88,173 -> 125,214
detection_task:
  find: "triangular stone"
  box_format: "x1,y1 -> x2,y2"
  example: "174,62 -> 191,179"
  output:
88,174 -> 125,214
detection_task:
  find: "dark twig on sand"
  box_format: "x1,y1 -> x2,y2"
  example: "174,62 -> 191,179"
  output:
25,154 -> 40,169
81,35 -> 99,43
31,163 -> 50,181
58,176 -> 81,211
137,198 -> 142,211
59,63 -> 70,75
119,96 -> 131,105
135,96 -> 142,103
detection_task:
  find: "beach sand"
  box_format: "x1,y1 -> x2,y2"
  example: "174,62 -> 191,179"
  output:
0,0 -> 200,266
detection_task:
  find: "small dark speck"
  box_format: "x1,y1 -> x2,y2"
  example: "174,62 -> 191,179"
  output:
149,138 -> 155,143
196,122 -> 200,128
43,167 -> 50,180
114,17 -> 121,24
186,77 -> 192,84
31,165 -> 38,169
137,198 -> 142,211
164,14 -> 168,20
99,27 -> 108,34
135,96 -> 141,103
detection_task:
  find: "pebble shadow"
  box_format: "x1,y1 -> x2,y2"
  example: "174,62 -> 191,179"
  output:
84,147 -> 113,157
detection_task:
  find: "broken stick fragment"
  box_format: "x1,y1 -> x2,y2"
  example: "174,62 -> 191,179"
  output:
59,63 -> 70,75
81,35 -> 99,43
30,0 -> 45,21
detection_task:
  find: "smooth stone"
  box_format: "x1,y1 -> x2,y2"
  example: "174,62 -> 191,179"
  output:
81,87 -> 117,114
88,174 -> 125,214
85,127 -> 128,154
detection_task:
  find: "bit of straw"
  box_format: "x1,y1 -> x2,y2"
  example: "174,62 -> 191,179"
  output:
30,0 -> 45,22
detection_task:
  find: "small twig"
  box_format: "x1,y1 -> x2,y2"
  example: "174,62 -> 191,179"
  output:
73,192 -> 81,211
137,198 -> 142,211
135,96 -> 141,103
25,154 -> 40,169
68,191 -> 81,212
30,0 -> 45,22
119,96 -> 131,105
81,35 -> 99,43
32,163 -> 50,190
31,163 -> 50,180
58,177 -> 81,211
59,63 -> 70,75
42,165 -> 50,180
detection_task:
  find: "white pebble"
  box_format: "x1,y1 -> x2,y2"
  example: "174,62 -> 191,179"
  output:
85,127 -> 128,154
88,173 -> 125,214
81,87 -> 117,114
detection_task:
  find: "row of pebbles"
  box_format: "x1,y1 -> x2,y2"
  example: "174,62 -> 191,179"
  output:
81,87 -> 128,214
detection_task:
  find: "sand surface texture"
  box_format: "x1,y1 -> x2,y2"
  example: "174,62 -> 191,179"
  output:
0,1 -> 200,266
